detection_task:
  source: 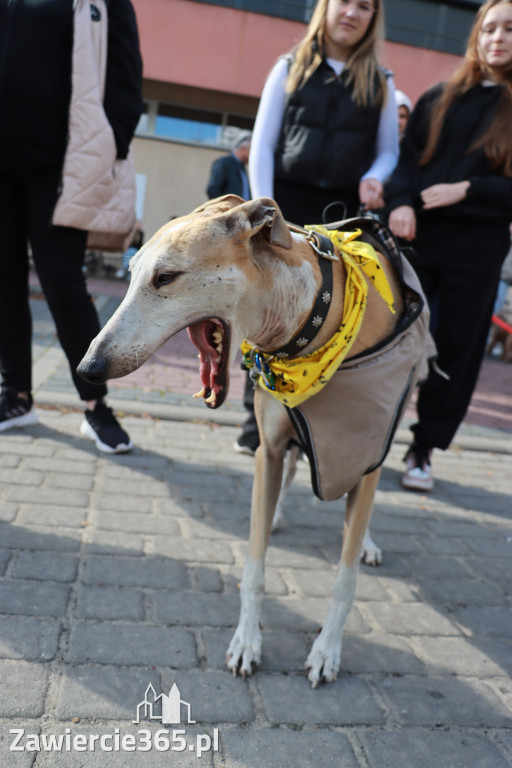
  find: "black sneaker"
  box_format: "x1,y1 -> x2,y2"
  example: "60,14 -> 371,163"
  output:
80,401 -> 133,454
0,389 -> 38,433
233,432 -> 260,456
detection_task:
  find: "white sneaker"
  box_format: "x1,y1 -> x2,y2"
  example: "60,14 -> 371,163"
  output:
402,445 -> 433,491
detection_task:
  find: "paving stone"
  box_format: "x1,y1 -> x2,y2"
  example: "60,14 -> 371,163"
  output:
96,494 -> 152,513
0,581 -> 69,616
161,670 -> 254,723
0,548 -> 11,575
95,511 -> 179,536
152,591 -> 240,627
155,498 -> 204,518
364,601 -> 462,636
361,728 -> 511,768
75,586 -> 145,621
12,552 -> 78,582
0,524 -> 81,551
376,675 -> 512,727
18,506 -> 87,528
467,557 -> 512,581
222,726 -> 359,768
452,605 -> 512,638
84,555 -> 189,589
0,724 -> 38,768
462,537 -> 512,557
0,617 -> 60,661
413,636 -> 512,677
49,473 -> 93,491
56,666 -> 161,719
28,725 -> 215,767
341,633 -> 426,675
258,673 -> 385,725
0,469 -> 43,486
203,627 -> 309,672
191,566 -> 223,593
419,535 -> 470,556
402,553 -> 474,579
25,456 -> 96,474
291,568 -> 388,601
415,576 -> 507,607
98,477 -> 170,498
0,661 -> 48,717
260,597 -> 368,634
85,531 -> 145,556
67,621 -> 197,667
151,537 -> 234,564
6,486 -> 89,507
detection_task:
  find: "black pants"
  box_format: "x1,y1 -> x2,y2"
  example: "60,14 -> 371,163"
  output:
0,169 -> 107,401
409,213 -> 508,450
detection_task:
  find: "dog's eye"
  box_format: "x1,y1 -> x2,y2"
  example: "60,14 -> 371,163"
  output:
154,271 -> 182,288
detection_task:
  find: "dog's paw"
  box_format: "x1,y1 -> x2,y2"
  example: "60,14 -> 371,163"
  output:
226,629 -> 262,680
305,636 -> 341,688
360,531 -> 382,566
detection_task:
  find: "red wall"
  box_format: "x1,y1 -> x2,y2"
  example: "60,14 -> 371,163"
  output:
132,0 -> 462,104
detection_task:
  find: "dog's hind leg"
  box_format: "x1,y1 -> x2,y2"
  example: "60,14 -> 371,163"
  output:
227,396 -> 292,679
271,442 -> 300,531
305,466 -> 381,687
360,527 -> 382,566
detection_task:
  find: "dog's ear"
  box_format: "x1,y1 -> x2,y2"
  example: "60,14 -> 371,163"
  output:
193,195 -> 244,215
228,198 -> 292,250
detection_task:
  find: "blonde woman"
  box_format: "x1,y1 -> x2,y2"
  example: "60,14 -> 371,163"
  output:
249,0 -> 398,224
235,0 -> 398,454
387,0 -> 512,490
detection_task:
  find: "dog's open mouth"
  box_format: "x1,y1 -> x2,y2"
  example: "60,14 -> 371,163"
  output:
187,318 -> 231,409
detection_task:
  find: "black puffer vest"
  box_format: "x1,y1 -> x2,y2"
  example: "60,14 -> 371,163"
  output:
274,59 -> 389,194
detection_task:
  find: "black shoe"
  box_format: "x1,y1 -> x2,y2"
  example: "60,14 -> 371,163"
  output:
233,432 -> 260,457
0,389 -> 38,433
80,401 -> 133,454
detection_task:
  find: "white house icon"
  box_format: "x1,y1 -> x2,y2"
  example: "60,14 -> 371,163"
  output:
133,683 -> 195,725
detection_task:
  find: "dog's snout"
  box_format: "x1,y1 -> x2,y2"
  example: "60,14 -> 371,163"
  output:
77,355 -> 110,385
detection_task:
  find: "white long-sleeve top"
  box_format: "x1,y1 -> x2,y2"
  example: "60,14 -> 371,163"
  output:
249,57 -> 399,200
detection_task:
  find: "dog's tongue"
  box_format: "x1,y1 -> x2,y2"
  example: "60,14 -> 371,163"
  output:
187,319 -> 224,407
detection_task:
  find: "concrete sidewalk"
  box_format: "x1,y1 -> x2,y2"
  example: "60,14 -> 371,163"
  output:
0,274 -> 511,767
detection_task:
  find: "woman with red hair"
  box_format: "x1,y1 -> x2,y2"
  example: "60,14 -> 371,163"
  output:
387,0 -> 512,490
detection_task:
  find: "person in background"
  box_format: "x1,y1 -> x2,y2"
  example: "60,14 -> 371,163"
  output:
206,132 -> 252,201
116,224 -> 144,281
234,0 -> 399,455
0,0 -> 143,452
395,89 -> 412,141
386,0 -> 512,491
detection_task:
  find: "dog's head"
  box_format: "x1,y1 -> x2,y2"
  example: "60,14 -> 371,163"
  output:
77,196 -> 292,409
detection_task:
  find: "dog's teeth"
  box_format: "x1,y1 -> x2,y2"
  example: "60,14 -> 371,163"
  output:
205,391 -> 217,406
212,330 -> 223,344
192,387 -> 206,399
216,343 -> 223,353
215,355 -> 221,363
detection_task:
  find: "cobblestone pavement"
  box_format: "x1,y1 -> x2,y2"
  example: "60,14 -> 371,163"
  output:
0,276 -> 511,767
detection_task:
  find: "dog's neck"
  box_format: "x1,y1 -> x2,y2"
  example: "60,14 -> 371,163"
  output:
242,232 -> 345,356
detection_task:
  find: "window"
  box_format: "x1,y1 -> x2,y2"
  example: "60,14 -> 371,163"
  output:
136,101 -> 254,149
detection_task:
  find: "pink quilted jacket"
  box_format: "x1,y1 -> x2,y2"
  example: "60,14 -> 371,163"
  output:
52,0 -> 135,236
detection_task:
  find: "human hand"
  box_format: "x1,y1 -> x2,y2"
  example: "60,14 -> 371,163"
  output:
421,181 -> 470,209
359,178 -> 385,210
388,205 -> 417,241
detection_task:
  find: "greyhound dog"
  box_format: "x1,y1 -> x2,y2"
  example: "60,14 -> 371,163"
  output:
78,195 -> 428,687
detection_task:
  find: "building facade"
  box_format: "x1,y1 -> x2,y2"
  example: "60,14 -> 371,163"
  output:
130,0 -> 482,238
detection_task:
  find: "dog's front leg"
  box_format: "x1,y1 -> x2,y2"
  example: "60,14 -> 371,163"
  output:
306,467 -> 381,687
227,396 -> 291,678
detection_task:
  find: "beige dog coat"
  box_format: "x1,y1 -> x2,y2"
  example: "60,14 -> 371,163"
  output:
286,255 -> 433,501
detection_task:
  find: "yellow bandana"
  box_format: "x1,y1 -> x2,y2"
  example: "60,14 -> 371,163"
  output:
241,226 -> 396,408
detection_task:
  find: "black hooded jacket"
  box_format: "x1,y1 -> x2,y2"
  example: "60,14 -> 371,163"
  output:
0,0 -> 143,172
